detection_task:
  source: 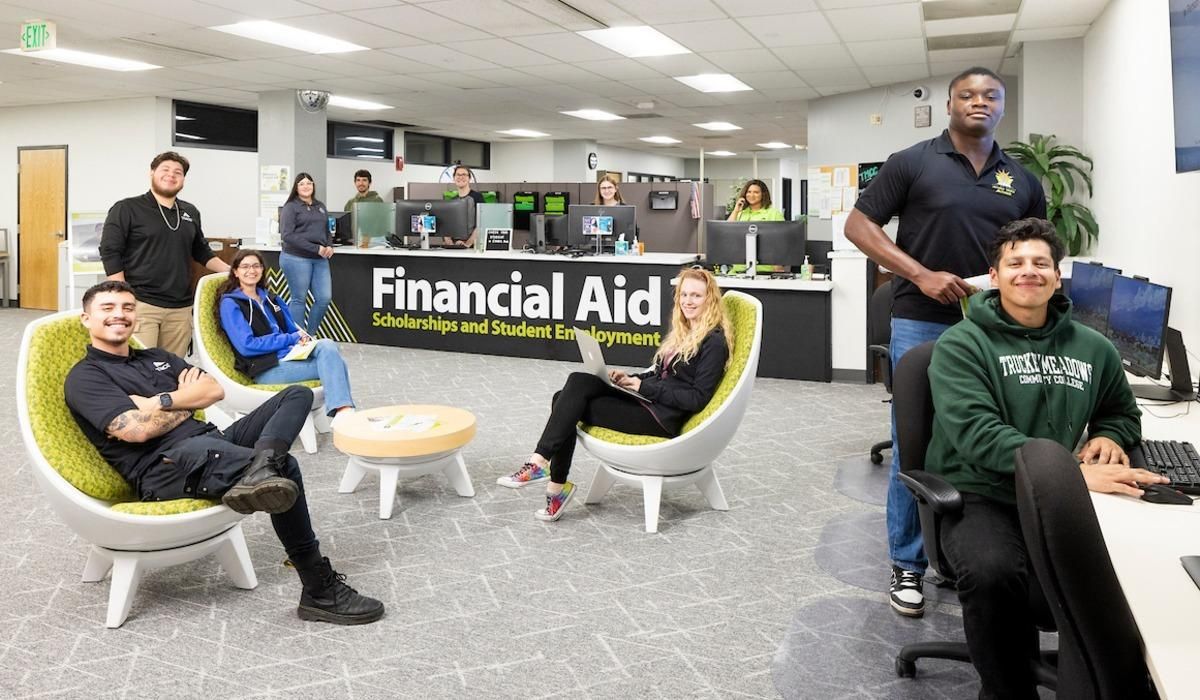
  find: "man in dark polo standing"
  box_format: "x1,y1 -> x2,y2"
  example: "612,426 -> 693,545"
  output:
844,67 -> 1047,618
101,151 -> 230,356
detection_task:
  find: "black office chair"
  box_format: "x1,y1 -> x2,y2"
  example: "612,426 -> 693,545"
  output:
1014,439 -> 1158,699
891,341 -> 1057,689
868,280 -> 894,464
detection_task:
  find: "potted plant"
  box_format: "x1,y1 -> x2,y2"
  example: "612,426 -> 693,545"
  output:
1005,134 -> 1099,256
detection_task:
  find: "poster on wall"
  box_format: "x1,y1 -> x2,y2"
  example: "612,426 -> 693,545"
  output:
807,164 -> 858,219
1169,0 -> 1200,173
260,165 -> 290,192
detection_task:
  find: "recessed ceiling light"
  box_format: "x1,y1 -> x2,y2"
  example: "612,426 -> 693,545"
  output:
497,129 -> 549,138
351,146 -> 384,152
674,74 -> 753,93
174,115 -> 195,121
577,26 -> 691,58
2,48 -> 160,71
640,136 -> 681,144
694,121 -> 742,131
561,109 -> 625,121
210,21 -> 366,54
757,141 -> 791,149
174,133 -> 206,141
706,151 -> 737,156
329,95 -> 392,110
343,136 -> 384,143
356,154 -> 385,159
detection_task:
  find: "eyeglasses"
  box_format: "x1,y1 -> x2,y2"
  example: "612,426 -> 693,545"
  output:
238,263 -> 264,270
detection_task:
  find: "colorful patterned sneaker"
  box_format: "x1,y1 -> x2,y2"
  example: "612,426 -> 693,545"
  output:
534,482 -> 575,522
889,565 -> 925,617
497,462 -> 550,488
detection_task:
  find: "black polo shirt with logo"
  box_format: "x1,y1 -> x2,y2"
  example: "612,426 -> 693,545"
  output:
854,129 -> 1047,325
65,346 -> 215,483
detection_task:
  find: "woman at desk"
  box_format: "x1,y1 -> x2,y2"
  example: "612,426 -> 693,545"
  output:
496,267 -> 732,521
217,249 -> 356,420
280,173 -> 335,335
593,175 -> 625,205
727,179 -> 785,222
448,164 -> 484,248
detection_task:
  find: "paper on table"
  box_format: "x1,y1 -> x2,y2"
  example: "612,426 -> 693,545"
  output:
281,341 -> 316,362
368,413 -> 440,433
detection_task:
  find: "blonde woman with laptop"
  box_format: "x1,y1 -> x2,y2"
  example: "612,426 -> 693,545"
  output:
497,267 -> 733,521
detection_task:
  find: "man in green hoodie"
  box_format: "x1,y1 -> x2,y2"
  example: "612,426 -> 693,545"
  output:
927,218 -> 1163,699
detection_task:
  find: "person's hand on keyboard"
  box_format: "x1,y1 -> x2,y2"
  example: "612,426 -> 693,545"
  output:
1077,436 -> 1130,466
1080,462 -> 1168,497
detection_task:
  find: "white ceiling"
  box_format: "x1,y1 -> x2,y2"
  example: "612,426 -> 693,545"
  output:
0,0 -> 1110,158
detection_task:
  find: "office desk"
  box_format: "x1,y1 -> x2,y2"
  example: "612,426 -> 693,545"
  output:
1091,398 -> 1200,698
709,276 -> 833,382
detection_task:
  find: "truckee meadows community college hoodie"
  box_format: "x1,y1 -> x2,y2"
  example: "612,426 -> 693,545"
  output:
925,289 -> 1142,505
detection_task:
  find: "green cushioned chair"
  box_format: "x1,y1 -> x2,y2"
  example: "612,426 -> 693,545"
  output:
576,290 -> 764,533
192,273 -> 325,453
18,310 -> 256,627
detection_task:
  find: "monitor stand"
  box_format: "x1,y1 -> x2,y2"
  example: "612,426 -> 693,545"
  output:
1131,327 -> 1197,402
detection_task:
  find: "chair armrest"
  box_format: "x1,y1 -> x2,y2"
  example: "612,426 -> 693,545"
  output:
898,471 -> 963,516
868,344 -> 889,359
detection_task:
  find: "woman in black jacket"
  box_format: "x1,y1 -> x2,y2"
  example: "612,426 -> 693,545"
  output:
498,267 -> 733,521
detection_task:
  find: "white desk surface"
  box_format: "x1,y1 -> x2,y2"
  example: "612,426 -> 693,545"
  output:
255,245 -> 698,266
710,276 -> 833,292
1091,398 -> 1200,698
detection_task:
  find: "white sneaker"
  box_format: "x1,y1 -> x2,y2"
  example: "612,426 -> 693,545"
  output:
889,566 -> 925,617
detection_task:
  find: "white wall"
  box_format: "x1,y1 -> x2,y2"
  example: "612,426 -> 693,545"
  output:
1019,38 -> 1084,145
596,144 -> 685,179
1083,0 -> 1200,349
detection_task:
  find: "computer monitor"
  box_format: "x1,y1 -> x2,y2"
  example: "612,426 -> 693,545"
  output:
756,220 -> 807,268
1106,275 -> 1172,381
704,221 -> 750,268
394,198 -> 472,240
567,204 -> 636,248
326,211 -> 352,245
545,215 -> 568,247
544,191 -> 569,217
1068,262 -> 1120,334
513,191 -> 538,230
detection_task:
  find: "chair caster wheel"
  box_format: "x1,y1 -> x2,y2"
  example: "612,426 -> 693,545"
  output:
870,452 -> 883,464
896,657 -> 917,678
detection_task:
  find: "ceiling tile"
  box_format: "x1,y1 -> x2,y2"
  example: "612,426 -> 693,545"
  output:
656,19 -> 761,52
469,67 -> 547,87
87,0 -> 244,25
921,0 -> 1020,21
926,46 -> 1005,64
508,32 -> 620,63
419,0 -> 565,37
619,77 -> 696,95
846,38 -> 927,65
574,58 -> 665,81
861,63 -> 931,85
634,54 -> 722,76
772,44 -> 858,70
710,0 -> 819,15
517,63 -> 602,84
449,38 -> 560,67
702,49 -> 788,73
825,3 -> 924,41
292,0 -> 405,10
815,82 -> 871,95
410,71 -> 498,89
345,5 -> 491,42
278,13 -> 424,50
817,0 -> 912,7
1011,26 -> 1090,42
757,86 -> 822,100
925,13 -> 1017,38
605,0 -> 727,24
384,45 -> 501,71
736,12 -> 840,47
738,71 -> 807,89
193,0 -> 324,19
793,65 -> 867,87
1015,0 -> 1109,29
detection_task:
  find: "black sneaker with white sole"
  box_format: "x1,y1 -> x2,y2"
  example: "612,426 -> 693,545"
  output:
889,565 -> 925,617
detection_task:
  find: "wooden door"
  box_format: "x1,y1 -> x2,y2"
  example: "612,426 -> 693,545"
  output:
18,146 -> 67,310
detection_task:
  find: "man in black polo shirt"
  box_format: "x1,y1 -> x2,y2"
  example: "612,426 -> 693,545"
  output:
845,66 -> 1046,618
100,151 -> 230,357
65,280 -> 384,626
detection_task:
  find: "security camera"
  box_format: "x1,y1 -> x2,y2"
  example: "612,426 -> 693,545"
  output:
912,86 -> 930,101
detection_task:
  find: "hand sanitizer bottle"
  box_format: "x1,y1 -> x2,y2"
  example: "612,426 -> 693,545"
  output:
800,255 -> 813,280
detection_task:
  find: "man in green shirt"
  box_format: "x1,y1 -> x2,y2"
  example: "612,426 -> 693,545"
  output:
343,169 -> 382,213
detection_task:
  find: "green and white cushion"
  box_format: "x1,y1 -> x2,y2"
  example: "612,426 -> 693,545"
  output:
580,293 -> 757,444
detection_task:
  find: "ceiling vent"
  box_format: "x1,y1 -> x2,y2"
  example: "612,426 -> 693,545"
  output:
619,112 -> 664,119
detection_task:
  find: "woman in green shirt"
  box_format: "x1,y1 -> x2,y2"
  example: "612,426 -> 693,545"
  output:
727,179 -> 784,221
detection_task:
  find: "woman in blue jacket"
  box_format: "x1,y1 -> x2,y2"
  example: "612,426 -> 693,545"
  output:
279,172 -> 334,334
216,249 -> 355,418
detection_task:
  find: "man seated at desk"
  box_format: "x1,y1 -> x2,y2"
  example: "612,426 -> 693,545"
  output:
925,218 -> 1162,699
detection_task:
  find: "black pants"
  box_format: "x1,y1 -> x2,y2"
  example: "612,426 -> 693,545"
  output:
940,493 -> 1041,700
535,373 -> 673,484
139,385 -> 319,564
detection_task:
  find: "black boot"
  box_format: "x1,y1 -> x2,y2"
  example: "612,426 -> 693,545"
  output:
296,557 -> 386,625
221,451 -> 299,515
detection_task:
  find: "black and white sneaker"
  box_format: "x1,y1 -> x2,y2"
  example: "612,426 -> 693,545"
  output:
889,566 -> 925,617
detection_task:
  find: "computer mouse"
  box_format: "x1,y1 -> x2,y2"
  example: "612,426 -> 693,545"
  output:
1138,483 -> 1194,505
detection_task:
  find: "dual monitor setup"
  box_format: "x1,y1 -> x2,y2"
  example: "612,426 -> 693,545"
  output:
704,220 -> 808,273
1068,262 -> 1195,402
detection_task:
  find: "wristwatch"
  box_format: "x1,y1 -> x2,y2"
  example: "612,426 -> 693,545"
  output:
158,393 -> 173,409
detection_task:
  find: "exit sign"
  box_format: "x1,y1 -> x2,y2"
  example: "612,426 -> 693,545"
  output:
20,20 -> 56,52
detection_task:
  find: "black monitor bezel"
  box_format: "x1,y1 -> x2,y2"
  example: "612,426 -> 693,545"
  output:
703,220 -> 750,268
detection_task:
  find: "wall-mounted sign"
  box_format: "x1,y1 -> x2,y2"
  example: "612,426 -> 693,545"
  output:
587,152 -> 598,170
20,20 -> 56,51
485,228 -> 512,251
914,105 -> 932,128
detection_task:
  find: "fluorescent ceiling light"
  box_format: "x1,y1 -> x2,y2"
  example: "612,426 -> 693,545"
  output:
2,48 -> 159,71
577,26 -> 690,58
343,135 -> 384,143
174,115 -> 194,121
329,95 -> 392,110
640,136 -> 681,144
351,146 -> 383,152
674,73 -> 753,93
497,129 -> 549,138
561,109 -> 625,121
210,21 -> 366,54
705,150 -> 737,156
693,121 -> 742,131
757,141 -> 791,149
356,154 -> 385,159
174,133 -> 205,141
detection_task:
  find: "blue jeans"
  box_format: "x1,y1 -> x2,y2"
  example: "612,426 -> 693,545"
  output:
279,252 -> 332,335
256,339 -> 354,416
888,317 -> 953,574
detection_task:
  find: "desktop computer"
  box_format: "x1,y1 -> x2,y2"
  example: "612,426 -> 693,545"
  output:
704,220 -> 807,273
326,211 -> 352,246
1068,262 -> 1120,334
394,198 -> 472,243
566,204 -> 635,250
1106,275 -> 1194,401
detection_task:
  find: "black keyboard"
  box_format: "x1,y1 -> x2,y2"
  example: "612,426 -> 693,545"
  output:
1142,439 -> 1200,494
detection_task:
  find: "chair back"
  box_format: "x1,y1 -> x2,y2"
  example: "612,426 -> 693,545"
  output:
868,280 -> 894,391
893,341 -> 936,474
193,273 -> 255,386
676,290 -> 763,437
1014,440 -> 1156,700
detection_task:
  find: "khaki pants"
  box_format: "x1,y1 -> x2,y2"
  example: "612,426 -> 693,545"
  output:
135,301 -> 193,357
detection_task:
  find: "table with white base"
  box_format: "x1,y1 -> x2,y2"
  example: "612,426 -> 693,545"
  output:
332,405 -> 476,519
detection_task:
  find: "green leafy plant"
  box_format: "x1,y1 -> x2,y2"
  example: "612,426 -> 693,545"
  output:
1005,134 -> 1098,256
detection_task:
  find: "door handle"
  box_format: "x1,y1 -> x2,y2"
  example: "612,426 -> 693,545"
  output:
54,231 -> 65,239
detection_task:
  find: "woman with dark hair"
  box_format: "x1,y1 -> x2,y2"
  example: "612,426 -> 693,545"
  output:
216,249 -> 355,419
727,179 -> 784,221
497,267 -> 733,522
592,175 -> 625,205
279,172 -> 335,334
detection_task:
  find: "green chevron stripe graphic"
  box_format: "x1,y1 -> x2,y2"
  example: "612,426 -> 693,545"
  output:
265,268 -> 357,343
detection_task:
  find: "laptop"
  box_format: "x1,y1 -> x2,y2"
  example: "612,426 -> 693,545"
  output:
573,327 -> 649,402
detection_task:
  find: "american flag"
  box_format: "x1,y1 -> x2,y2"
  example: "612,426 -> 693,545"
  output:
689,181 -> 700,219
